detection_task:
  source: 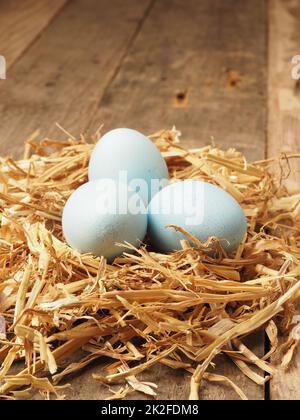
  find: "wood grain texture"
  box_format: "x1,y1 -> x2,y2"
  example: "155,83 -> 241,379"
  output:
0,0 -> 268,400
40,335 -> 264,401
268,0 -> 300,400
78,0 -> 267,401
0,0 -> 153,157
90,0 -> 267,161
0,0 -> 68,69
268,0 -> 300,189
270,345 -> 300,400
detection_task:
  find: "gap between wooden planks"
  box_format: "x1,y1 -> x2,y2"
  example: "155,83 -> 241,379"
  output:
85,0 -> 267,400
90,0 -> 267,161
0,0 -> 271,400
0,0 -> 153,157
0,0 -> 68,69
268,0 -> 300,400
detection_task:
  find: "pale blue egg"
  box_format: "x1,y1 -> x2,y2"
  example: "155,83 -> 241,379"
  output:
62,180 -> 147,262
148,180 -> 247,254
88,128 -> 169,205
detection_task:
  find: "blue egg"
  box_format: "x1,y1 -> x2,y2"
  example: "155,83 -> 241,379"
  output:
62,180 -> 147,262
88,128 -> 169,205
148,180 -> 247,254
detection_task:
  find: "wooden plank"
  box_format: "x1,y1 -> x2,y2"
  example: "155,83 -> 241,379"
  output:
0,0 -> 268,401
46,337 -> 264,401
0,0 -> 68,69
270,345 -> 300,400
268,0 -> 300,400
268,0 -> 300,189
0,0 -> 153,157
90,0 -> 267,161
88,0 -> 267,400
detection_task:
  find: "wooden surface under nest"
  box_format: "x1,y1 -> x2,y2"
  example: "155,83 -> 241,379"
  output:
0,128 -> 300,400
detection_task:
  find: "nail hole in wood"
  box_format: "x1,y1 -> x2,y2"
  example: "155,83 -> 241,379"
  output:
174,90 -> 189,107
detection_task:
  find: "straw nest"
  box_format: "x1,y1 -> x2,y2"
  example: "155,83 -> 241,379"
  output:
0,127 -> 300,400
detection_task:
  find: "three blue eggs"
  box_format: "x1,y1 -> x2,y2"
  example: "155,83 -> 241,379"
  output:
62,128 -> 247,260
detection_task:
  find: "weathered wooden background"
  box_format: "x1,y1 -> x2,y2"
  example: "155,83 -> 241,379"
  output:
0,0 -> 299,400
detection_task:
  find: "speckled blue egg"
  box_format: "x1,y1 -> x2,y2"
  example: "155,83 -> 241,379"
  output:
88,128 -> 169,205
62,180 -> 147,262
148,180 -> 247,254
